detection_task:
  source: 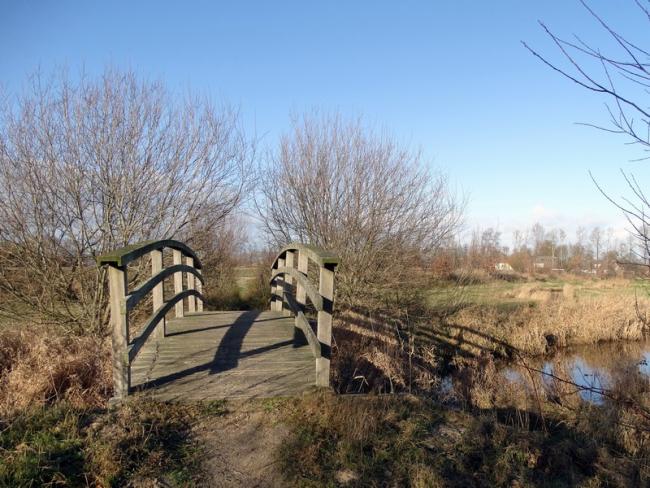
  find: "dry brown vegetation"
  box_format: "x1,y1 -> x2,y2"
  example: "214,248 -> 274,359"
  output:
446,290 -> 648,357
329,275 -> 650,396
276,387 -> 650,487
0,324 -> 111,416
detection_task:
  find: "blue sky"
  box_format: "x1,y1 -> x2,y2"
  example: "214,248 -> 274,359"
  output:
2,1 -> 649,244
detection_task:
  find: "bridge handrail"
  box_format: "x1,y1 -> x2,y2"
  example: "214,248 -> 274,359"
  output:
97,239 -> 203,269
98,239 -> 205,399
271,243 -> 339,269
270,242 -> 339,387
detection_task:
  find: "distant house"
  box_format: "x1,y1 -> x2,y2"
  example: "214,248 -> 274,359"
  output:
495,262 -> 514,272
533,256 -> 557,270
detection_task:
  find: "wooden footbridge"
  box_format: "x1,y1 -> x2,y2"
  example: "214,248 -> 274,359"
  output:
97,240 -> 338,401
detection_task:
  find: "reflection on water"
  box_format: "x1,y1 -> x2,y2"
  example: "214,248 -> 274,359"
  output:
503,341 -> 650,404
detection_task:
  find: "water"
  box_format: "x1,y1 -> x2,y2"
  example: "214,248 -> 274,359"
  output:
501,341 -> 650,404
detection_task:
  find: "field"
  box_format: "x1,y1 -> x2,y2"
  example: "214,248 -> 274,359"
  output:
429,275 -> 648,309
425,275 -> 650,357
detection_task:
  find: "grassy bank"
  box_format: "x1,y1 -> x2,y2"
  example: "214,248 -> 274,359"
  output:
6,389 -> 647,487
0,398 -> 227,487
276,391 -> 650,487
427,276 -> 650,357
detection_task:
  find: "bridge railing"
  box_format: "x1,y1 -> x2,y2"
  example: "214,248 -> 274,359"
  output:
270,243 -> 339,387
97,239 -> 205,399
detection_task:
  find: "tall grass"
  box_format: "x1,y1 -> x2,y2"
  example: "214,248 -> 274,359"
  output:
277,390 -> 650,487
0,399 -> 223,487
0,325 -> 111,416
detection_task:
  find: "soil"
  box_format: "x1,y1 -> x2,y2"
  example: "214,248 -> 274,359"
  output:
193,401 -> 289,487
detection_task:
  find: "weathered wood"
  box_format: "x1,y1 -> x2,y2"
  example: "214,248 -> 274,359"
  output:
296,250 -> 308,308
196,276 -> 204,312
270,267 -> 322,311
130,311 -> 315,400
271,243 -> 339,269
126,264 -> 203,311
100,239 -> 340,401
151,249 -> 165,339
316,264 -> 335,387
273,257 -> 285,313
108,266 -> 130,398
285,292 -> 321,358
173,249 -> 184,318
97,239 -> 203,269
187,256 -> 196,313
127,289 -> 205,362
283,251 -> 294,317
268,244 -> 339,388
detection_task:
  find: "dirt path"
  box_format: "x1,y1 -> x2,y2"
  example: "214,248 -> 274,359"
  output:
193,400 -> 289,487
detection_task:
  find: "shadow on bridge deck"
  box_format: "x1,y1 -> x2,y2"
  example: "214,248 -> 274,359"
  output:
130,310 -> 314,401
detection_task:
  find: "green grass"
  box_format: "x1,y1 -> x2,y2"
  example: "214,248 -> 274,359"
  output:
0,404 -> 87,487
429,276 -> 643,312
0,399 -> 228,487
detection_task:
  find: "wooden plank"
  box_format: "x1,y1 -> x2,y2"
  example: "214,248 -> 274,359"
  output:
316,265 -> 335,387
129,310 -> 315,399
271,267 -> 322,311
127,289 -> 205,362
97,239 -> 203,269
271,243 -> 339,269
173,249 -> 184,318
108,266 -> 130,398
126,264 -> 203,311
187,256 -> 196,313
196,276 -> 204,312
151,249 -> 165,339
285,292 -> 320,358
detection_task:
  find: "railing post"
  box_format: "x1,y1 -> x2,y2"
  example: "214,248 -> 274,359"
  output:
295,249 -> 308,310
316,263 -> 335,387
151,249 -> 165,338
173,249 -> 184,318
283,251 -> 294,317
269,274 -> 274,311
187,256 -> 196,313
275,256 -> 285,313
108,265 -> 130,398
196,274 -> 204,312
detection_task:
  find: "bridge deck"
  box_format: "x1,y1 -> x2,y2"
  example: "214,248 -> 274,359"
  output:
130,310 -> 315,401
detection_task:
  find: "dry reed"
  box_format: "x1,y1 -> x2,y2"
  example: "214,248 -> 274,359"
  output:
0,325 -> 111,416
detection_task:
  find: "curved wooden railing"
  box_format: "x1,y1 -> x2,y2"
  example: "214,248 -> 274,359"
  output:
97,239 -> 205,399
270,243 -> 339,387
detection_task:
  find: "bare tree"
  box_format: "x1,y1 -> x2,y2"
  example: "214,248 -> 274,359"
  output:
256,111 -> 464,308
0,68 -> 254,335
531,222 -> 546,255
524,1 -> 650,266
590,226 -> 603,263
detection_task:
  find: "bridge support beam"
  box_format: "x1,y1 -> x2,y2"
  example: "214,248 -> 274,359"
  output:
173,249 -> 184,318
151,249 -> 165,338
272,257 -> 286,312
295,249 -> 308,325
108,265 -> 130,398
196,278 -> 204,312
187,256 -> 196,313
283,251 -> 294,317
316,263 -> 335,387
